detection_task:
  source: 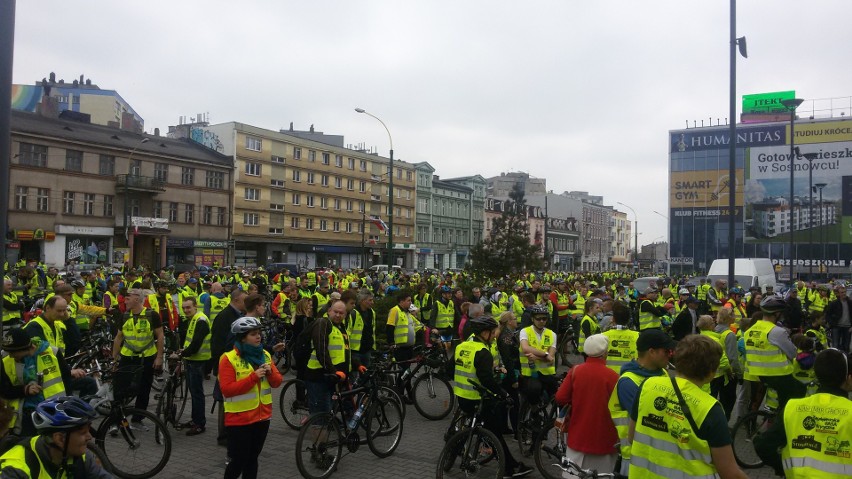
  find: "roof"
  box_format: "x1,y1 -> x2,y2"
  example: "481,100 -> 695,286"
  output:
11,110 -> 232,167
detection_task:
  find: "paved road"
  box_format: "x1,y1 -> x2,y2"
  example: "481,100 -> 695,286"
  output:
139,372 -> 778,479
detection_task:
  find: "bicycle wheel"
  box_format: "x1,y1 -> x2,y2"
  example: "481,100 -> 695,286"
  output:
280,379 -> 311,430
411,372 -> 454,420
437,427 -> 505,479
516,401 -> 536,457
174,373 -> 189,426
154,378 -> 177,428
366,396 -> 404,458
378,386 -> 406,420
533,423 -> 566,479
87,441 -> 115,474
731,410 -> 774,468
295,412 -> 344,479
96,408 -> 172,479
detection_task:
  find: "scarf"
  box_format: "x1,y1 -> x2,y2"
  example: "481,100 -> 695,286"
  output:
23,339 -> 50,409
234,342 -> 266,368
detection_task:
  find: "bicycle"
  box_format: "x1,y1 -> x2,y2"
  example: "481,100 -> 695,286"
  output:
154,352 -> 189,430
379,344 -> 455,420
436,379 -> 506,479
295,368 -> 404,479
555,317 -> 581,368
261,316 -> 295,375
532,408 -> 568,479
553,458 -> 626,479
279,378 -> 311,430
516,373 -> 564,457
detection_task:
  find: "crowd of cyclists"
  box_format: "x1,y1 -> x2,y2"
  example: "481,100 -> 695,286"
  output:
0,258 -> 850,478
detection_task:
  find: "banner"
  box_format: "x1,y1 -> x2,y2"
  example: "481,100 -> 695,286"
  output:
789,121 -> 852,145
670,170 -> 744,209
670,125 -> 785,153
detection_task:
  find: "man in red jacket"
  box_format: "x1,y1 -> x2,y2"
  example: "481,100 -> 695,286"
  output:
555,334 -> 619,477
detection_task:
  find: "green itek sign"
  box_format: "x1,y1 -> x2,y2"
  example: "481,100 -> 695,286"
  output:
742,91 -> 796,114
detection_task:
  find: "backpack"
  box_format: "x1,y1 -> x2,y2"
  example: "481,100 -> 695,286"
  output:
291,319 -> 320,371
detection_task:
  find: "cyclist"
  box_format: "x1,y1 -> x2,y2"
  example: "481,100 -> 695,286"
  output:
602,301 -> 639,374
0,396 -> 113,478
179,297 -> 211,436
743,296 -> 806,409
518,305 -> 558,407
638,288 -> 668,330
753,348 -> 852,478
453,315 -> 532,478
578,299 -> 601,355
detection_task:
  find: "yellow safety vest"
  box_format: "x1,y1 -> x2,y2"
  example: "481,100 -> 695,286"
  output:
511,294 -> 525,318
71,292 -> 90,331
638,300 -> 661,330
570,292 -> 585,316
710,288 -> 725,312
313,291 -> 330,313
222,349 -> 273,413
308,323 -> 349,370
183,312 -> 211,361
808,295 -> 828,314
603,328 -> 639,374
347,308 -> 376,352
519,325 -> 556,376
0,436 -> 85,478
630,375 -> 719,478
805,328 -> 827,349
2,346 -> 65,431
696,284 -> 709,301
435,300 -> 454,329
306,271 -> 317,287
607,371 -> 644,459
103,290 -> 118,310
209,295 -> 229,319
699,330 -> 729,378
389,305 -> 420,346
120,309 -> 157,357
2,293 -> 21,323
413,293 -> 431,322
578,314 -> 600,354
555,291 -> 571,319
743,320 -> 793,377
453,339 -> 489,400
24,317 -> 65,354
781,393 -> 852,479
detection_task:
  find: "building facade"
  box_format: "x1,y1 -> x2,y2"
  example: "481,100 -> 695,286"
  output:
483,198 -> 545,258
413,163 -> 486,270
610,209 -> 632,270
486,171 -> 546,197
7,109 -> 232,269
201,122 -> 416,269
544,216 -> 580,271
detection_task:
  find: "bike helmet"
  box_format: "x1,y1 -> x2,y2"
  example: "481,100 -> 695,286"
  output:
678,288 -> 690,295
439,285 -> 451,294
760,295 -> 787,314
32,396 -> 97,433
230,316 -> 263,335
468,315 -> 499,334
729,286 -> 745,295
529,304 -> 549,316
70,280 -> 85,289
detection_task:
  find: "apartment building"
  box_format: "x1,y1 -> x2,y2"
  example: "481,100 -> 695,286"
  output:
201,122 -> 416,269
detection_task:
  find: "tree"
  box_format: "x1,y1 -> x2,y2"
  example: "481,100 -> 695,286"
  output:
469,183 -> 543,279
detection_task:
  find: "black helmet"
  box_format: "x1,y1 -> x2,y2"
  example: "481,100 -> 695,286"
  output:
70,279 -> 85,289
468,315 -> 499,335
760,295 -> 787,314
529,304 -> 549,316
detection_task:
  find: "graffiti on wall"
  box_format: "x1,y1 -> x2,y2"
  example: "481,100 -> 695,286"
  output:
190,128 -> 225,153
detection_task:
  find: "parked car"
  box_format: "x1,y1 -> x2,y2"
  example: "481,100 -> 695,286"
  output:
632,276 -> 664,293
266,263 -> 301,277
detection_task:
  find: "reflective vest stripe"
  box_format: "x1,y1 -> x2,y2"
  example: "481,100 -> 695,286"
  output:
435,301 -> 454,329
630,455 -> 718,479
783,456 -> 852,476
633,431 -> 713,463
638,300 -> 661,330
222,349 -> 272,413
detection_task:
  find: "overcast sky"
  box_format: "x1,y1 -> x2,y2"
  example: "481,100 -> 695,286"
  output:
12,1 -> 852,246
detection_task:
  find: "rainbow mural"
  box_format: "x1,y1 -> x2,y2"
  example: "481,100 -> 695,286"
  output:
11,85 -> 43,112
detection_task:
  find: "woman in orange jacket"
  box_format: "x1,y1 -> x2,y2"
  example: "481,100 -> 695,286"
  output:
219,317 -> 283,479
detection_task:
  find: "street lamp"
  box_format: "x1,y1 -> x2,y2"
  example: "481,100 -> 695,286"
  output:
355,108 -> 394,267
781,98 -> 804,285
616,202 -> 638,273
653,210 -> 671,276
799,150 -> 820,279
814,182 -> 827,278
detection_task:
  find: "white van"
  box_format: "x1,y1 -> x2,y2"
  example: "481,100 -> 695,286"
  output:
706,258 -> 777,290
368,264 -> 402,274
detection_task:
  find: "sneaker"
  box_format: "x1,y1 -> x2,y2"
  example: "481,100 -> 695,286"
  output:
177,420 -> 195,430
508,463 -> 533,478
185,424 -> 206,436
130,420 -> 149,432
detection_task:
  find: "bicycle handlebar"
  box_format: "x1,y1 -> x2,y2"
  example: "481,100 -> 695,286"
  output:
553,458 -> 625,479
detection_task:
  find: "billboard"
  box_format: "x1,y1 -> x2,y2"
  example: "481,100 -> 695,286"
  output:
670,124 -> 785,153
670,171 -> 744,209
742,91 -> 796,114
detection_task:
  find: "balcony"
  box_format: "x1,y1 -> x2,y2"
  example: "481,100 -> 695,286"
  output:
115,174 -> 166,193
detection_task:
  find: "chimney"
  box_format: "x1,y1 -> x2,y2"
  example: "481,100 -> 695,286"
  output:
154,128 -> 160,137
289,122 -> 293,131
310,124 -> 314,133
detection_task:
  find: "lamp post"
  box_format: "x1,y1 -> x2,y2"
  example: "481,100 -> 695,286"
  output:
781,98 -> 804,285
616,202 -> 639,274
355,108 -> 394,267
814,182 -> 827,278
800,151 -> 820,279
653,210 -> 671,275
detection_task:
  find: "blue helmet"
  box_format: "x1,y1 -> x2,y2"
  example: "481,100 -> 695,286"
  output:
32,396 -> 97,433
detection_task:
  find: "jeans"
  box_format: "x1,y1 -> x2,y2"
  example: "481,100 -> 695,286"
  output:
225,420 -> 270,479
831,326 -> 851,352
305,379 -> 333,415
68,376 -> 98,398
759,374 -> 806,410
114,354 -> 156,421
185,360 -> 206,427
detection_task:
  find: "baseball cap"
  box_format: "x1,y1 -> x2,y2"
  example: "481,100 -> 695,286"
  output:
637,329 -> 677,352
188,278 -> 198,284
583,334 -> 609,358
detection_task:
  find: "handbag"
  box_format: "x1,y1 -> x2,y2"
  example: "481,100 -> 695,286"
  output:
668,371 -> 700,434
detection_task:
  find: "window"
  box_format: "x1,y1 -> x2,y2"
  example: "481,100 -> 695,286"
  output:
315,174 -> 326,187
99,155 -> 115,176
15,186 -> 27,210
181,167 -> 194,185
271,203 -> 284,211
292,193 -> 301,205
345,222 -> 352,233
246,136 -> 262,151
169,203 -> 179,222
245,162 -> 262,176
334,177 -> 342,189
406,171 -> 412,181
291,217 -> 300,229
335,155 -> 343,167
397,168 -> 402,179
244,213 -> 259,226
406,208 -> 411,219
63,191 -> 74,214
129,198 -> 140,217
129,159 -> 141,176
154,201 -> 163,218
203,205 -> 213,224
359,201 -> 365,213
322,152 -> 330,165
306,195 -> 315,207
333,199 -> 341,211
102,194 -> 113,217
406,190 -> 411,200
359,159 -> 367,172
245,188 -> 260,201
293,147 -> 302,160
206,171 -> 225,189
18,143 -> 47,167
320,220 -> 328,232
154,163 -> 169,182
358,223 -> 364,234
37,188 -> 49,212
333,221 -> 340,233
359,181 -> 366,193
64,150 -> 83,172
308,150 -> 316,162
269,228 -> 283,235
346,179 -> 354,191
185,204 -> 194,224
271,155 -> 285,164
346,200 -> 353,212
292,170 -> 301,182
83,194 -> 95,216
305,218 -> 313,230
348,158 -> 355,170
307,172 -> 315,184
217,207 -> 227,226
271,179 -> 284,187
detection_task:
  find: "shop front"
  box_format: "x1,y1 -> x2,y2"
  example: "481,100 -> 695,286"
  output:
7,229 -> 56,265
289,244 -> 364,271
52,225 -> 114,269
167,239 -> 228,268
